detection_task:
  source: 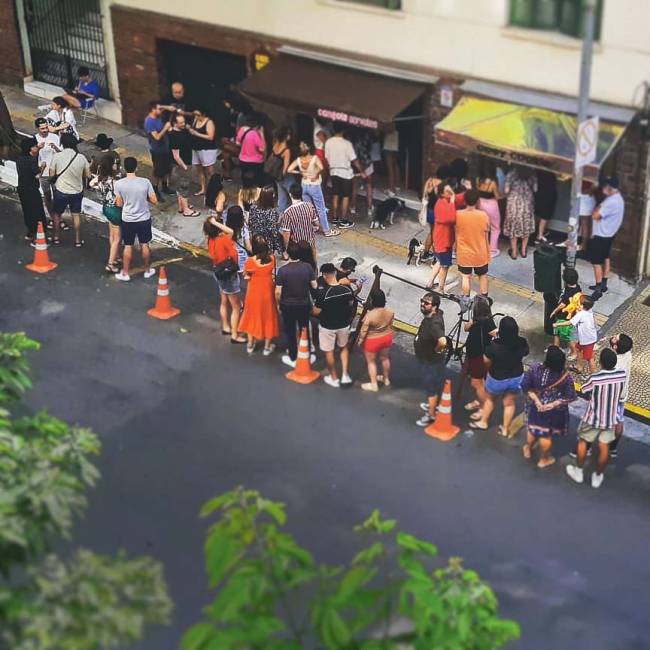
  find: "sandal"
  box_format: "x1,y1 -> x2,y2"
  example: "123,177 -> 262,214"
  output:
498,425 -> 509,437
52,237 -> 61,245
468,421 -> 488,431
105,264 -> 119,274
508,249 -> 517,260
183,210 -> 201,217
221,330 -> 231,336
60,222 -> 70,231
464,400 -> 481,411
74,240 -> 85,248
469,411 -> 483,421
537,457 -> 556,469
263,344 -> 276,356
522,444 -> 531,459
324,229 -> 341,237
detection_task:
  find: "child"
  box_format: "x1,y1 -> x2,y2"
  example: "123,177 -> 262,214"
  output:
550,268 -> 582,358
555,295 -> 597,374
609,333 -> 633,459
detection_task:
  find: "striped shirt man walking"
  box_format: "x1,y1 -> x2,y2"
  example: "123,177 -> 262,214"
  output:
280,184 -> 320,253
566,348 -> 625,489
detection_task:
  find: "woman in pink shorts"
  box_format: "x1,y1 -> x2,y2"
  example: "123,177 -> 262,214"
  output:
357,290 -> 394,392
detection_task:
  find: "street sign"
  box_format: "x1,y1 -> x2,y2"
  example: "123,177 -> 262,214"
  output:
575,116 -> 599,168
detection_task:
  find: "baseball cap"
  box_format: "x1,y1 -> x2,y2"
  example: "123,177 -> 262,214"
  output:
602,175 -> 619,189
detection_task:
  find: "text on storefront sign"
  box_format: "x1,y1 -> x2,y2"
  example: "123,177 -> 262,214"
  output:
317,108 -> 378,130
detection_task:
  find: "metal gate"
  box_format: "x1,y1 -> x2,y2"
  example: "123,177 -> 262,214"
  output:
23,0 -> 110,99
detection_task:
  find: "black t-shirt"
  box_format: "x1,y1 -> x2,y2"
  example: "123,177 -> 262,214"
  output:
559,284 -> 581,306
414,311 -> 446,364
485,337 -> 529,380
17,154 -> 40,190
465,317 -> 496,359
276,261 -> 315,306
314,284 -> 355,330
161,95 -> 191,122
169,129 -> 193,166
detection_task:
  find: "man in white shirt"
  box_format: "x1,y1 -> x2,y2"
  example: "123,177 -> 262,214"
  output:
49,133 -> 90,246
114,157 -> 158,282
324,122 -> 366,229
587,176 -> 624,295
34,117 -> 61,217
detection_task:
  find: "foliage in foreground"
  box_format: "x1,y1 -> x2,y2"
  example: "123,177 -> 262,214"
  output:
183,487 -> 520,650
0,332 -> 172,650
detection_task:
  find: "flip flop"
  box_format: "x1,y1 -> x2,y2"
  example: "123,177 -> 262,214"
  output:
508,249 -> 517,260
183,210 -> 201,217
469,411 -> 483,421
74,240 -> 85,248
324,229 -> 341,237
498,426 -> 509,437
464,400 -> 481,411
468,421 -> 488,431
537,457 -> 556,469
522,444 -> 531,459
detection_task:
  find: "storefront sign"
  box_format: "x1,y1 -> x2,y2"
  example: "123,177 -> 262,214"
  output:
317,107 -> 378,130
440,85 -> 453,108
251,49 -> 271,72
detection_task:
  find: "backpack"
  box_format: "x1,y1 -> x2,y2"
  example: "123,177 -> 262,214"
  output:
264,147 -> 286,181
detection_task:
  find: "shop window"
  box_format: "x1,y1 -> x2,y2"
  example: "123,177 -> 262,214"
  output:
509,0 -> 603,39
339,0 -> 402,10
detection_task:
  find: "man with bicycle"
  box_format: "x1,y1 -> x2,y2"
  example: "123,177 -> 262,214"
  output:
415,292 -> 449,427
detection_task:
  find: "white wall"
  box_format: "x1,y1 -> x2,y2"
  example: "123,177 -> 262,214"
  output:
109,0 -> 650,107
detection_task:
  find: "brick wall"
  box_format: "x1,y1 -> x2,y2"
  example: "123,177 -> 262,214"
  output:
610,117 -> 649,279
111,5 -> 284,128
0,1 -> 25,85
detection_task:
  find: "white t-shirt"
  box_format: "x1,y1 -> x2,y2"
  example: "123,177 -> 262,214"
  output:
593,192 -> 624,238
571,310 -> 598,345
114,176 -> 155,222
383,130 -> 399,152
49,149 -> 90,194
615,350 -> 632,402
578,192 -> 596,217
35,132 -> 60,174
324,136 -> 356,180
45,108 -> 78,139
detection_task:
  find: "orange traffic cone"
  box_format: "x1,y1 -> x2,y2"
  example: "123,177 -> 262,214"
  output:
424,379 -> 460,441
26,222 -> 57,274
147,266 -> 180,320
286,327 -> 319,384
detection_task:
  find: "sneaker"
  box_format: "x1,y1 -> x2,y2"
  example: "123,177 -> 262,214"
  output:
324,375 -> 340,388
338,220 -> 355,229
281,354 -> 296,368
115,272 -> 131,282
566,465 -> 584,484
490,250 -> 501,258
340,373 -> 353,386
361,382 -> 379,392
591,472 -> 604,489
419,402 -> 431,413
143,268 -> 156,279
416,414 -> 434,427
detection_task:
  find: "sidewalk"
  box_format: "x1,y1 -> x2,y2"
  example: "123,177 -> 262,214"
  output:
3,85 -> 637,364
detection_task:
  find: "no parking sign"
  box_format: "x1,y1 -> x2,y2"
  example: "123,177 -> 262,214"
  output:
575,116 -> 599,168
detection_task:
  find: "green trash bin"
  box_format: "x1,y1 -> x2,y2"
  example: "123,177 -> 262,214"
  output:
533,244 -> 563,294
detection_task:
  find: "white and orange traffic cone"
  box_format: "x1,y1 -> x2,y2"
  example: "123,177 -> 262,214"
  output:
286,327 -> 319,384
425,379 -> 460,441
147,266 -> 180,320
26,222 -> 57,274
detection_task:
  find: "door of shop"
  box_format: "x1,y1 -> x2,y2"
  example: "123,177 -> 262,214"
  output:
23,0 -> 109,98
158,41 -> 247,135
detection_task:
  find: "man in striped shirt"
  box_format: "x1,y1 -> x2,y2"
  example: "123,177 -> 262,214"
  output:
566,348 -> 626,489
280,183 -> 320,264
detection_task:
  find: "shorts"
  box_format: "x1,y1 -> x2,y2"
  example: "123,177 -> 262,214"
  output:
151,151 -> 172,178
120,219 -> 152,246
319,326 -> 350,352
173,165 -> 192,194
457,263 -> 489,276
465,355 -> 487,380
420,360 -> 447,397
213,269 -> 241,295
576,342 -> 595,361
192,149 -> 218,167
554,323 -> 575,343
40,176 -> 54,201
362,333 -> 393,353
587,235 -> 615,265
435,249 -> 453,268
485,373 -> 523,395
616,402 -> 625,424
331,175 -> 353,199
52,189 -> 83,215
577,420 -> 616,444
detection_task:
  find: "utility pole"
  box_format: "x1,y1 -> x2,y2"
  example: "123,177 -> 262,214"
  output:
566,0 -> 597,268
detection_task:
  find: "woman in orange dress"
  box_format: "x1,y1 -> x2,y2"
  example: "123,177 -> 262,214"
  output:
238,234 -> 280,355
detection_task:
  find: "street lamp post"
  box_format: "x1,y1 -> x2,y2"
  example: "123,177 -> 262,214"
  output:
566,0 -> 597,268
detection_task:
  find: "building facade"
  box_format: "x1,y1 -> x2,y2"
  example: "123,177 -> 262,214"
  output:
4,0 -> 650,278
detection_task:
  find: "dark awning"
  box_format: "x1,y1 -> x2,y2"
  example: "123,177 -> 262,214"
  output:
238,55 -> 425,129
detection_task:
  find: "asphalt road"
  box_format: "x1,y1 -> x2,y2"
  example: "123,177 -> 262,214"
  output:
2,197 -> 650,650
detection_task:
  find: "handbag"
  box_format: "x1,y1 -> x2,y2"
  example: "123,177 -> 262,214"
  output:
102,203 -> 122,225
418,197 -> 428,227
264,147 -> 286,181
213,258 -> 238,280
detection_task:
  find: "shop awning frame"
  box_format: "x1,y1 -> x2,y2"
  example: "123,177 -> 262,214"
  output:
238,54 -> 427,129
435,95 -> 628,179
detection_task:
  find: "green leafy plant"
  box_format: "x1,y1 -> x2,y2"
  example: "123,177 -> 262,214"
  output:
183,488 -> 519,650
0,332 -> 172,649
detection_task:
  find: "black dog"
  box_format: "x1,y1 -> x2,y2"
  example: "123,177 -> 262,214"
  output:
370,197 -> 405,229
407,237 -> 424,265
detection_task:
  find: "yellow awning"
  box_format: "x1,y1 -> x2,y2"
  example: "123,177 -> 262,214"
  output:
435,96 -> 627,179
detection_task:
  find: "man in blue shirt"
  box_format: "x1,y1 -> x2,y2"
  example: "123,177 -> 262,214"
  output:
587,176 -> 624,295
144,101 -> 173,201
63,66 -> 100,110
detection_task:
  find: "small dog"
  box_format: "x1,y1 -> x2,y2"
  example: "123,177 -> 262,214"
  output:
407,237 -> 425,265
370,197 -> 404,230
